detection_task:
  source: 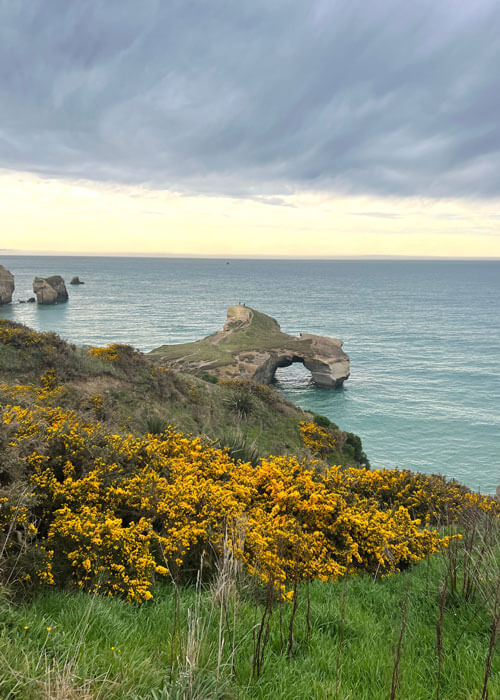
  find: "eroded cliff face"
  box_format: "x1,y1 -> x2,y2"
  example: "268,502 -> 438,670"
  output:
0,265 -> 14,305
151,305 -> 350,389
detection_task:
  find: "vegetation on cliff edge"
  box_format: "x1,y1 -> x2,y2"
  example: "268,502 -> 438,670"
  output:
0,319 -> 498,699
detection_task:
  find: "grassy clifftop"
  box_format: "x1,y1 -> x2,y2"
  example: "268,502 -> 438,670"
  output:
151,307 -> 313,364
0,318 -> 364,466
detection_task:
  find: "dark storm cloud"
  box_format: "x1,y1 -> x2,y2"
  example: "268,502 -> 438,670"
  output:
1,0 -> 499,198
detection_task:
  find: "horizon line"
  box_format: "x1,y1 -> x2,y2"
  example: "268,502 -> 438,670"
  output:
1,251 -> 500,262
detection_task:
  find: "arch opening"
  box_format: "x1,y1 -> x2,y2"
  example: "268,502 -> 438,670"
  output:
273,358 -> 314,389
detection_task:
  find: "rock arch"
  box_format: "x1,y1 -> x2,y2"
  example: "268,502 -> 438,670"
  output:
151,306 -> 350,389
252,336 -> 349,388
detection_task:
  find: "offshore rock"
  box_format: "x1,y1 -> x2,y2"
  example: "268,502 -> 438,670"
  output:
0,265 -> 15,305
70,276 -> 84,285
151,305 -> 350,389
33,276 -> 69,305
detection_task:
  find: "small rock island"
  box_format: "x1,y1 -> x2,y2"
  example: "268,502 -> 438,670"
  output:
0,265 -> 15,305
33,276 -> 69,304
151,305 -> 350,388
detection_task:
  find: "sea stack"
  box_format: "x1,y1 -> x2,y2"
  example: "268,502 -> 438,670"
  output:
70,276 -> 84,285
0,265 -> 15,305
33,276 -> 69,305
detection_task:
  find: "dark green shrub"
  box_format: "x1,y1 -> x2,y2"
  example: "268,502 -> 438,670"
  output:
201,372 -> 218,384
345,432 -> 370,467
313,413 -> 332,428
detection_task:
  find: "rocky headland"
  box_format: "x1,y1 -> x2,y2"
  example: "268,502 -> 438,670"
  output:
150,305 -> 350,388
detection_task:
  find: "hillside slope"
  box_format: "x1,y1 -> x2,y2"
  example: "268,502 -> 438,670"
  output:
0,318 -> 366,466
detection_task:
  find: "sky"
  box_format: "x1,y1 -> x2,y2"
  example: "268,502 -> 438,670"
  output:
1,0 -> 499,257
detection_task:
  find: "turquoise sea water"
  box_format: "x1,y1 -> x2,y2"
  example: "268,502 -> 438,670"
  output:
1,256 -> 499,494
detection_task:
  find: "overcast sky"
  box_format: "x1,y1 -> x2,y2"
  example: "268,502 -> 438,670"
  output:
1,0 -> 499,199
1,1 -> 499,256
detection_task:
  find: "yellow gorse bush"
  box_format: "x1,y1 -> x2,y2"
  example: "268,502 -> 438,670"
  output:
87,344 -> 142,365
322,464 -> 499,522
1,383 -> 497,603
299,421 -> 337,458
87,345 -> 121,361
0,370 -> 63,407
0,319 -> 56,348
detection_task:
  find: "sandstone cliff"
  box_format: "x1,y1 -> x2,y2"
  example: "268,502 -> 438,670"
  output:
150,305 -> 350,388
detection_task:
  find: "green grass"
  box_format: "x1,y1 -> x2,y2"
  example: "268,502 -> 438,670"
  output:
149,307 -> 314,370
150,339 -> 234,366
1,555 -> 497,699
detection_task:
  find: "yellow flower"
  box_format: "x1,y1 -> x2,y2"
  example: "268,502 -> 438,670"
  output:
2,393 -> 494,604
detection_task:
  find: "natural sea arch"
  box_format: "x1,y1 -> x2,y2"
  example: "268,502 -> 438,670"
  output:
274,359 -> 314,388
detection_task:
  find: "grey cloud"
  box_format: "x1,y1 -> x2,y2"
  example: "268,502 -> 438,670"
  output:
0,0 -> 499,198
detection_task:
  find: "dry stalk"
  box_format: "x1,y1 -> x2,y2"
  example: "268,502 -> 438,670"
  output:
40,659 -> 96,700
211,520 -> 246,678
252,580 -> 274,678
435,577 -> 448,700
335,575 -> 347,699
390,579 -> 410,700
173,562 -> 206,696
286,580 -> 299,658
306,578 -> 311,640
0,486 -> 31,584
481,595 -> 499,700
480,548 -> 500,700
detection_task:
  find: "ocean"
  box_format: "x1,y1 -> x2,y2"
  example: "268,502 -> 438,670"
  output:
1,256 -> 498,494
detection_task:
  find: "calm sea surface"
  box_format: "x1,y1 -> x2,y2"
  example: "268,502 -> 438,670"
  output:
1,256 -> 499,494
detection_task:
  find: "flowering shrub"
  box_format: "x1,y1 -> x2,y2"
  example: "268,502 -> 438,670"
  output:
0,320 -> 56,349
0,320 -> 70,365
87,345 -> 121,361
0,495 -> 38,563
299,421 -> 337,458
87,344 -> 141,365
1,383 -> 495,604
89,393 -> 104,420
47,506 -> 160,601
323,465 -> 499,524
0,371 -> 62,407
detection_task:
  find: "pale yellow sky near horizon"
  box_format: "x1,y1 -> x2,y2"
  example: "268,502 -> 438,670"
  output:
2,170 -> 500,258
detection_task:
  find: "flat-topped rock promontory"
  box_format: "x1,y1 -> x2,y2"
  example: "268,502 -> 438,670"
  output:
150,305 -> 350,388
